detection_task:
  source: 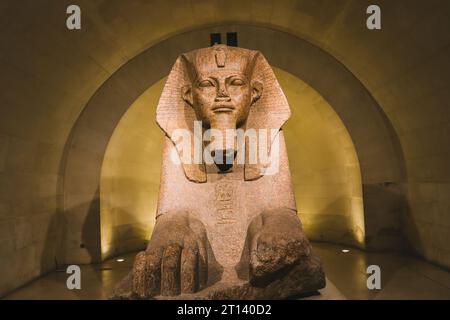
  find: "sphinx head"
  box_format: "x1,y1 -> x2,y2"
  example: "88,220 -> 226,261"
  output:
181,45 -> 263,170
181,45 -> 263,130
156,45 -> 290,182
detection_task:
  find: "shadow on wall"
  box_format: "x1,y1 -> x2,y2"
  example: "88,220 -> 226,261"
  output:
100,177 -> 153,260
43,194 -> 111,299
39,209 -> 66,274
363,182 -> 412,252
82,195 -> 102,262
60,190 -> 102,265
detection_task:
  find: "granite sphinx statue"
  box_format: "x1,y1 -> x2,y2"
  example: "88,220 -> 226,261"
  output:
112,44 -> 325,299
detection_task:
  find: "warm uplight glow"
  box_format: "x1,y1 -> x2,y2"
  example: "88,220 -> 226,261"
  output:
342,249 -> 350,253
100,68 -> 366,260
100,78 -> 165,260
279,68 -> 365,249
116,258 -> 125,262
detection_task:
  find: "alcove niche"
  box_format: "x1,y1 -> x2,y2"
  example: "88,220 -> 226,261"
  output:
99,67 -> 364,259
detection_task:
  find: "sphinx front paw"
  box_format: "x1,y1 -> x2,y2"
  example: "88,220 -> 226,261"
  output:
247,209 -> 311,286
131,213 -> 208,298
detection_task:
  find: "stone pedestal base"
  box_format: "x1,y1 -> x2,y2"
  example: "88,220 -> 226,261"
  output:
111,254 -> 325,300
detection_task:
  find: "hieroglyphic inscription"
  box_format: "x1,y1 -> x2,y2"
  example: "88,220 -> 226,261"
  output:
214,180 -> 235,224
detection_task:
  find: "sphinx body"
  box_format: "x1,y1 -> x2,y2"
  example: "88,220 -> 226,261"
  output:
112,45 -> 325,299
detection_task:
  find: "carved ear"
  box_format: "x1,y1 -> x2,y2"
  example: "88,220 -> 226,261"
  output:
182,84 -> 193,106
251,80 -> 263,104
244,52 -> 291,181
156,55 -> 207,183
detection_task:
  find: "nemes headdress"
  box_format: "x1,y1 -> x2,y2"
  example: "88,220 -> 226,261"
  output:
156,45 -> 291,182
181,45 -> 257,80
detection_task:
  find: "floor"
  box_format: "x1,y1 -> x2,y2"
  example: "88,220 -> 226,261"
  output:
3,243 -> 450,300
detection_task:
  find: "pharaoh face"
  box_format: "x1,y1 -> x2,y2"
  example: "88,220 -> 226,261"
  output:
181,45 -> 263,170
191,70 -> 254,129
182,45 -> 262,130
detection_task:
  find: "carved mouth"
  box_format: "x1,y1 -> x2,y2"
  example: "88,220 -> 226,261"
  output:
212,104 -> 235,112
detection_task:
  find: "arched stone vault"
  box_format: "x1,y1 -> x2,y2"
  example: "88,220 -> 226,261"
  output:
63,24 -> 405,263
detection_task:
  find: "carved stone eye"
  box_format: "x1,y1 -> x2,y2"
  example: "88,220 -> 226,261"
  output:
199,80 -> 214,87
230,78 -> 245,86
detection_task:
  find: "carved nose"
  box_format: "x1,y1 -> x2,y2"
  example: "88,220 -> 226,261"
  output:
216,88 -> 230,100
